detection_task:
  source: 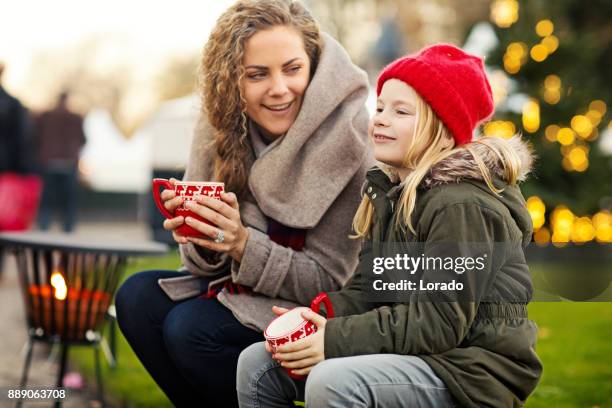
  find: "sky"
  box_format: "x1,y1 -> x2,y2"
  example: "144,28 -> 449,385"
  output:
0,0 -> 235,98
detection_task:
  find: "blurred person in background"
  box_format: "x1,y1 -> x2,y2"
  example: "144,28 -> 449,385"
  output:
34,91 -> 86,233
0,61 -> 30,270
0,62 -> 29,175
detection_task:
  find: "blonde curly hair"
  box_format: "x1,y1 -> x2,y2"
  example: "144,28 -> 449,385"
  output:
199,0 -> 322,197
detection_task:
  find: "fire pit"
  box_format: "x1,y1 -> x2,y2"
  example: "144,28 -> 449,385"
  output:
0,231 -> 168,407
22,251 -> 116,342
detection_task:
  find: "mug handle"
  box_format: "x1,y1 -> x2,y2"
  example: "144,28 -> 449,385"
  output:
152,178 -> 174,219
310,292 -> 334,318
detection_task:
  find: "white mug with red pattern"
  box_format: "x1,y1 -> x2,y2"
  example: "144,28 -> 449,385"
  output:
264,293 -> 334,379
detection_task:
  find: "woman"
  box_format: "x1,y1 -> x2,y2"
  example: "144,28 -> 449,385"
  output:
115,1 -> 372,406
237,44 -> 542,407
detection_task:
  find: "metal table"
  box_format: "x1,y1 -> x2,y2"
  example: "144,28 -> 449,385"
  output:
0,231 -> 168,407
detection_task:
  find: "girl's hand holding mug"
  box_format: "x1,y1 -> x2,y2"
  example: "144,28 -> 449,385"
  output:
264,293 -> 334,378
266,305 -> 327,377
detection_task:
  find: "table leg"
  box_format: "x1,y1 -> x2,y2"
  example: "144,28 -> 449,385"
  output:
15,338 -> 34,408
94,343 -> 105,406
54,344 -> 69,408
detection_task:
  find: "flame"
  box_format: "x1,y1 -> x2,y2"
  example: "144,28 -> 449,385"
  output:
50,271 -> 67,300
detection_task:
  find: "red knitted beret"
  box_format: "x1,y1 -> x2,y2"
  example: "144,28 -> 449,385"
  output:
376,44 -> 494,145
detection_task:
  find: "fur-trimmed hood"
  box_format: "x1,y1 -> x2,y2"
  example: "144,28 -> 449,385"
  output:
366,135 -> 536,244
422,135 -> 534,189
424,135 -> 535,245
376,135 -> 535,189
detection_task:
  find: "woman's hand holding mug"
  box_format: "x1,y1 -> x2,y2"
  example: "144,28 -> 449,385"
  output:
182,191 -> 250,262
159,178 -> 188,244
152,177 -> 249,261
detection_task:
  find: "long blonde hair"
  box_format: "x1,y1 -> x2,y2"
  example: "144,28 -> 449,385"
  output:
352,88 -> 522,238
199,0 -> 322,197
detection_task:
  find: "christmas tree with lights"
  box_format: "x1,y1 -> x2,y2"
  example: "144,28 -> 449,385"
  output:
484,0 -> 611,245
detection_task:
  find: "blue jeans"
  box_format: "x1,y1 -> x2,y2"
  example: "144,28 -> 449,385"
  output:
237,342 -> 458,408
115,270 -> 263,407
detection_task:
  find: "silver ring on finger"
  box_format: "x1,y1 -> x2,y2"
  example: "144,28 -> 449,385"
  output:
214,229 -> 225,243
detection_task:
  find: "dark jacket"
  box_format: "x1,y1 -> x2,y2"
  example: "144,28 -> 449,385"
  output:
323,136 -> 543,407
0,86 -> 28,173
34,107 -> 85,166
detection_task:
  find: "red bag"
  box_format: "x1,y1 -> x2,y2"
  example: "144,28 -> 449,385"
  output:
0,172 -> 43,231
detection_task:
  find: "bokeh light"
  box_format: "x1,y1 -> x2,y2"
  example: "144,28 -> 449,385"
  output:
535,20 -> 554,37
491,0 -> 519,28
527,196 -> 546,230
592,211 -> 612,242
541,35 -> 559,53
522,99 -> 540,133
571,115 -> 593,138
534,227 -> 551,246
484,120 -> 516,139
530,44 -> 549,62
545,124 -> 560,142
571,217 -> 596,243
556,127 -> 575,145
542,74 -> 561,104
566,145 -> 589,172
551,206 -> 574,247
503,42 -> 528,74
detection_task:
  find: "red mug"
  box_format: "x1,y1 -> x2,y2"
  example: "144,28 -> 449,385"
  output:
152,178 -> 225,237
264,293 -> 334,380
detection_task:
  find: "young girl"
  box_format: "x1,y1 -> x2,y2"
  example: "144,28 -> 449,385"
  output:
236,44 -> 543,407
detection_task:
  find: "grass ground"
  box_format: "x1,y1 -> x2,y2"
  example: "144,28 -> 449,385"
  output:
71,253 -> 612,407
526,302 -> 612,407
70,254 -> 179,407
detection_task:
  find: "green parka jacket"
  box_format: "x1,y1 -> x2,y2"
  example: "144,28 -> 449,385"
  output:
322,137 -> 543,407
